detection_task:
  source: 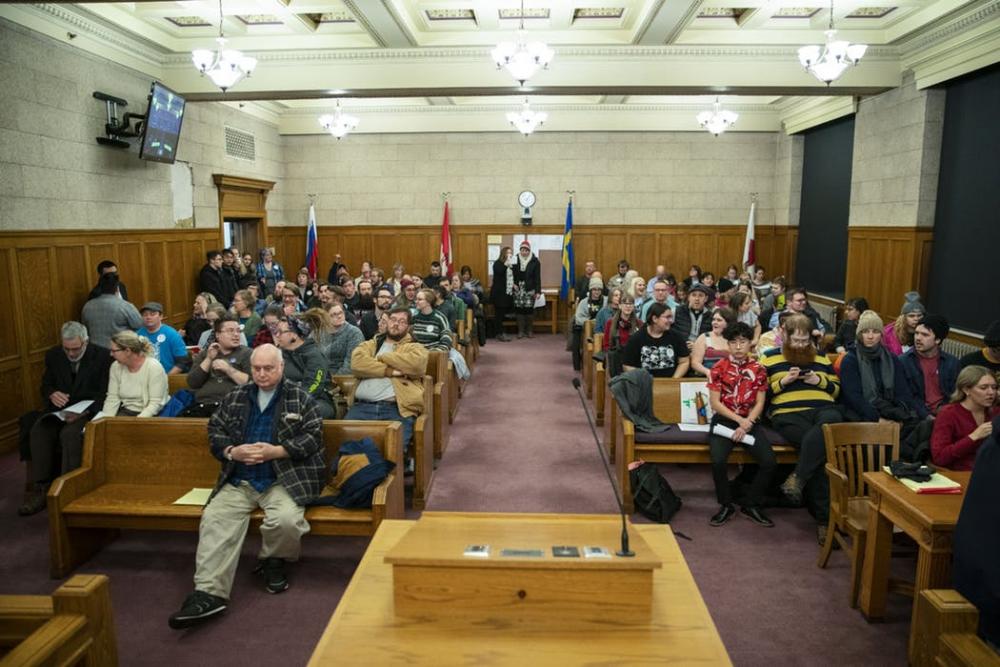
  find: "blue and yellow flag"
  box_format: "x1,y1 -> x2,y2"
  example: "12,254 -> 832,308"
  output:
560,198 -> 574,300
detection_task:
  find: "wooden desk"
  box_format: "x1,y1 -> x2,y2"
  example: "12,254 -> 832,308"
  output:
858,471 -> 970,661
309,513 -> 731,666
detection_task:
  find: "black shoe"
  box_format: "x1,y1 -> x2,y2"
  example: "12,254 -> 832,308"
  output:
168,591 -> 227,629
709,504 -> 736,527
17,484 -> 48,516
262,557 -> 288,594
741,506 -> 775,527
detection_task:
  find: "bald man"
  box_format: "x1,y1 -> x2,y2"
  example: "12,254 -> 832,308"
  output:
169,344 -> 325,629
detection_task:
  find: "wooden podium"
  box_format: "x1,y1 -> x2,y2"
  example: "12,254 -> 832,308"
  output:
385,512 -> 660,624
309,512 -> 731,665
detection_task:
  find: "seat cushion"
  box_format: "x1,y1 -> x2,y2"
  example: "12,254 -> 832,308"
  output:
634,425 -> 790,447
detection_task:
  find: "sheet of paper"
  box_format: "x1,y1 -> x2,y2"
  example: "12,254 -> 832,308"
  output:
676,423 -> 710,432
173,488 -> 213,505
679,382 -> 714,424
711,423 -> 756,446
487,245 -> 501,260
487,234 -> 502,244
60,399 -> 93,415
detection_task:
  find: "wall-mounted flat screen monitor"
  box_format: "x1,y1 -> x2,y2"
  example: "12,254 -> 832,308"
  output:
139,81 -> 185,164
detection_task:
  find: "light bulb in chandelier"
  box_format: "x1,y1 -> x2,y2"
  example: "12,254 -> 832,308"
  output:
318,104 -> 359,140
191,2 -> 257,92
506,99 -> 547,136
798,1 -> 867,85
492,30 -> 555,86
696,98 -> 738,136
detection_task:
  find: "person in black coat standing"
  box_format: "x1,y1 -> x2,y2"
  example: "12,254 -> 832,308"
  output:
19,321 -> 112,515
490,246 -> 515,342
512,239 -> 542,339
199,250 -> 230,306
953,414 -> 1000,650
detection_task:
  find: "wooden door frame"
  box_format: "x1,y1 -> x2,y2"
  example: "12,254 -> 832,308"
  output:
212,174 -> 275,252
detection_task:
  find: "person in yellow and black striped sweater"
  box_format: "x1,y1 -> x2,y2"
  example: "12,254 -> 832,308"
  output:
760,313 -> 843,544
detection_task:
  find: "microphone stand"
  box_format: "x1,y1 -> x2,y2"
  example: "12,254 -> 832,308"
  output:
572,377 -> 634,557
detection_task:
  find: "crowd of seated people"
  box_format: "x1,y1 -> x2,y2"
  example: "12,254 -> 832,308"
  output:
575,256 -> 998,539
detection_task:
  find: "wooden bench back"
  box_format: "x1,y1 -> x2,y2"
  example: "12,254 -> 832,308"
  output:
649,377 -> 712,424
426,351 -> 449,384
84,417 -> 401,487
168,373 -> 188,394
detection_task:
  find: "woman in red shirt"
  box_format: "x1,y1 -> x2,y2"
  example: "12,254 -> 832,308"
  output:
931,365 -> 999,470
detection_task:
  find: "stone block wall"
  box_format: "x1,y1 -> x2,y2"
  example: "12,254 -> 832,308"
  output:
849,73 -> 945,228
277,131 -> 780,228
0,19 -> 284,231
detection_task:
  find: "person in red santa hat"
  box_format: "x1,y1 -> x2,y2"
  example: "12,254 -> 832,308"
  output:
512,239 -> 542,339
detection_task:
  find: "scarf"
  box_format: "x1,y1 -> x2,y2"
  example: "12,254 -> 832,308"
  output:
505,258 -> 514,296
518,252 -> 532,272
857,342 -> 895,403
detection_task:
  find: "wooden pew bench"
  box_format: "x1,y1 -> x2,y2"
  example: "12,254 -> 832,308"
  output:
912,589 -> 1000,667
613,377 -> 799,514
48,417 -> 404,579
581,319 -> 595,398
0,574 -> 117,666
425,351 -> 451,458
332,375 -> 436,511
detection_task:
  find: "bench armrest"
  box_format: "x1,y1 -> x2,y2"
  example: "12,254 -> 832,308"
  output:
47,466 -> 99,511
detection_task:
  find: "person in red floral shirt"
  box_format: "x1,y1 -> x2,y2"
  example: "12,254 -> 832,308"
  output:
707,321 -> 777,528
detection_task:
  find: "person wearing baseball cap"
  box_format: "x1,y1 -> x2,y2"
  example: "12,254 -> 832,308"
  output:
511,240 -> 541,339
959,319 -> 1000,388
672,282 -> 714,345
136,301 -> 188,374
901,313 -> 960,417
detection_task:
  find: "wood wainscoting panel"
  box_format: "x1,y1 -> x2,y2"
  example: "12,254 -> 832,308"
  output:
0,228 -> 220,453
844,227 -> 933,317
0,249 -> 20,363
54,245 -> 91,326
269,224 -> 798,292
17,247 -> 58,355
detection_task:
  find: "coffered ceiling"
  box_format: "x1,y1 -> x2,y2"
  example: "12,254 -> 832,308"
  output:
2,0 -> 997,133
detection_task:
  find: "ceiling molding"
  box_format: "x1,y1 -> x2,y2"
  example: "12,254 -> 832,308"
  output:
779,97 -> 858,135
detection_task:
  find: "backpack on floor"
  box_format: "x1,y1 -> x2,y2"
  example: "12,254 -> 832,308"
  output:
629,462 -> 682,523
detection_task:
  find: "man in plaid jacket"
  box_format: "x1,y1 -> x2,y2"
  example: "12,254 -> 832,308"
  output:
169,344 -> 324,629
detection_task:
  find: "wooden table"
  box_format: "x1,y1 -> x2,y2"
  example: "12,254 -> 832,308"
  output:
309,513 -> 731,666
857,471 -> 970,661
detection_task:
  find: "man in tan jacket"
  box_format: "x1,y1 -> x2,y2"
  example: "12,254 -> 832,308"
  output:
347,307 -> 428,451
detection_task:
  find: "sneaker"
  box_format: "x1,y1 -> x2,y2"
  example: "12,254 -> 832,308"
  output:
168,591 -> 227,629
709,504 -> 736,527
741,506 -> 775,527
262,557 -> 289,594
780,472 -> 803,506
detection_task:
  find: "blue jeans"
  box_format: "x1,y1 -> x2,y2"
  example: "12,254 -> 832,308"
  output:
345,401 -> 414,448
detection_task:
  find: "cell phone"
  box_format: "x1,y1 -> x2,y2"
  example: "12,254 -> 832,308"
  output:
801,369 -> 813,375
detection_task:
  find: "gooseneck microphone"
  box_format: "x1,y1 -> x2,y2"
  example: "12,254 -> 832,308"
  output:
572,377 -> 635,558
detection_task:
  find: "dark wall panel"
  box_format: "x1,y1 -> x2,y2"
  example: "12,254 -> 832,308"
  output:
926,65 -> 1000,334
795,115 -> 854,298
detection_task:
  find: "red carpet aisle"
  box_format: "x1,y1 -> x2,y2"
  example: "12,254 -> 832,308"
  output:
426,333 -> 912,666
0,333 -> 912,665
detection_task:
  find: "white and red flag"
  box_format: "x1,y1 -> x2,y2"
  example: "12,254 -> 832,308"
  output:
440,200 -> 453,275
742,197 -> 756,273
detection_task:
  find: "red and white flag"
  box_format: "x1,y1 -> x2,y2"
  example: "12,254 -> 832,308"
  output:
439,200 -> 453,275
742,198 -> 756,273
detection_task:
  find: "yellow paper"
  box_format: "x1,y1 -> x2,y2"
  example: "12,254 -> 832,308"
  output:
882,467 -> 961,492
487,234 -> 502,243
173,488 -> 213,505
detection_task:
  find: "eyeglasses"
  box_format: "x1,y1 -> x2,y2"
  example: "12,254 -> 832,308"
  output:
110,347 -> 125,353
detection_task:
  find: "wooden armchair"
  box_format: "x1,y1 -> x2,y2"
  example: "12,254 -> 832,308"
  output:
912,589 -> 1000,667
819,421 -> 901,608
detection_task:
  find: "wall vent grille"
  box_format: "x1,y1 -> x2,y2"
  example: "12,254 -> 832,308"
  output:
224,126 -> 256,162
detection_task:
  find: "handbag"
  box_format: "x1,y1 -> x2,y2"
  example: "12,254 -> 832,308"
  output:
629,462 -> 682,523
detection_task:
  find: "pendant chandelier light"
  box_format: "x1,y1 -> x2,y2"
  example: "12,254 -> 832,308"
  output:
696,98 -> 738,136
318,101 -> 359,140
798,0 -> 867,84
191,0 -> 257,92
491,0 -> 554,86
507,98 -> 547,136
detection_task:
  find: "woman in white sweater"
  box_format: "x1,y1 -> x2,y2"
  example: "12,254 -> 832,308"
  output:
103,330 -> 169,417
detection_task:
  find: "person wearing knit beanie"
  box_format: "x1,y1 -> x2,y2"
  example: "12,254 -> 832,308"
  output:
856,310 -> 884,341
885,292 -> 925,356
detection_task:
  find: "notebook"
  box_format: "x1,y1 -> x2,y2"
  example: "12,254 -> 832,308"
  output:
882,467 -> 962,494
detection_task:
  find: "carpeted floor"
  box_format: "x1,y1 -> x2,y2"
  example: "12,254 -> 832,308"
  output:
0,333 -> 913,665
